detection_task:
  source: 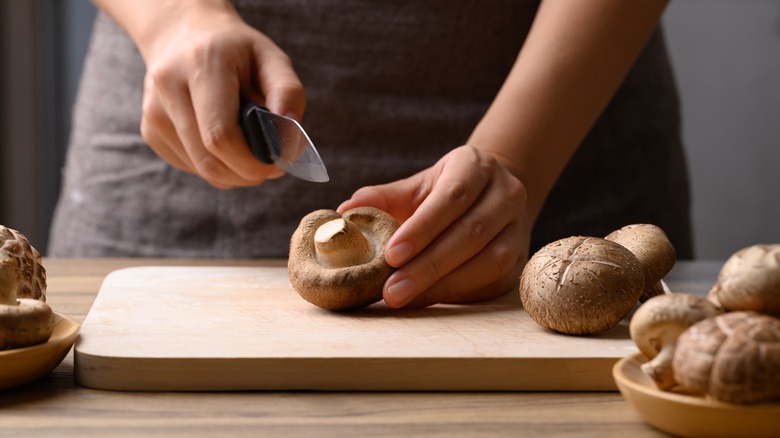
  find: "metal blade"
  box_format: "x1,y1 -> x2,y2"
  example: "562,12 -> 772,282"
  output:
263,112 -> 329,183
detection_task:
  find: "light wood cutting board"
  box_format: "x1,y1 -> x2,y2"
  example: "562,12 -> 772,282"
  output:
74,266 -> 638,391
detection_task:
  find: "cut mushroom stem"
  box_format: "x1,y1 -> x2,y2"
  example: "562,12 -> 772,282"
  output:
314,218 -> 375,269
640,329 -> 686,390
288,207 -> 400,310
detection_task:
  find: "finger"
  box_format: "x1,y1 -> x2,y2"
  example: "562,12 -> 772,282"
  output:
189,61 -> 282,184
336,174 -> 425,221
384,151 -> 492,268
147,66 -> 234,185
400,223 -> 527,309
141,118 -> 192,173
383,165 -> 526,307
254,43 -> 306,120
141,75 -> 194,171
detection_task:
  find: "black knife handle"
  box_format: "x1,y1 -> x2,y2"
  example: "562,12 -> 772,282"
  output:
239,100 -> 280,164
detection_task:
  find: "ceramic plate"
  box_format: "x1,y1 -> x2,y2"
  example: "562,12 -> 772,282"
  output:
0,312 -> 80,390
613,352 -> 780,438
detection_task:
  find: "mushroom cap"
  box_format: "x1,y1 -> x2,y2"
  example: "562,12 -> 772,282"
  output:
0,225 -> 47,301
0,298 -> 54,350
605,224 -> 676,301
708,244 -> 780,316
630,293 -> 724,360
519,236 -> 645,335
672,311 -> 780,404
288,207 -> 400,310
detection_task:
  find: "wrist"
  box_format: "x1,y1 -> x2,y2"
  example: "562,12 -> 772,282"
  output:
95,0 -> 240,62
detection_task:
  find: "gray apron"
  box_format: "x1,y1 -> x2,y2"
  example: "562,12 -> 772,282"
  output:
48,0 -> 693,259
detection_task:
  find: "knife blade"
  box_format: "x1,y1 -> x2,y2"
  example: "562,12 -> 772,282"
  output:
240,101 -> 329,183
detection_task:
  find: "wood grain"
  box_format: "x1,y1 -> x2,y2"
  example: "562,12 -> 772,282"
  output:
0,258 -> 723,437
75,266 -> 640,391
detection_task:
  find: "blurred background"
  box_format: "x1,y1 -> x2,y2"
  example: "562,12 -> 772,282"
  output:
1,0 -> 778,260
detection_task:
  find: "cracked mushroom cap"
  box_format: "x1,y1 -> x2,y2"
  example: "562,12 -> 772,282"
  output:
629,293 -> 723,390
288,207 -> 400,310
672,311 -> 780,404
707,244 -> 780,316
0,225 -> 46,301
519,236 -> 645,335
0,252 -> 54,350
605,224 -> 676,302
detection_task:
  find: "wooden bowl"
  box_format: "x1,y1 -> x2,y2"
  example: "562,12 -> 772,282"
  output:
613,352 -> 780,438
0,312 -> 80,390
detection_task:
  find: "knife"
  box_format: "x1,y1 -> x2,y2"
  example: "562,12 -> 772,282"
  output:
240,101 -> 329,183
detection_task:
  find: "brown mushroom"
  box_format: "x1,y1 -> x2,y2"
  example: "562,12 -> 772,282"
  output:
707,244 -> 780,316
519,236 -> 645,335
672,311 -> 780,404
288,206 -> 400,310
0,225 -> 46,301
605,224 -> 676,302
629,293 -> 723,390
1,251 -> 53,350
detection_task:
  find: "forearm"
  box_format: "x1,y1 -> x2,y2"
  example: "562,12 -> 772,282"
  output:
91,0 -> 238,60
469,0 -> 668,224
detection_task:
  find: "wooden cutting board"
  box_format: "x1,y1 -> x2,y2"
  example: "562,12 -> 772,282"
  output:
74,266 -> 638,391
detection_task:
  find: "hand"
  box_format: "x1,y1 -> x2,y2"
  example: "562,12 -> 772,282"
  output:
137,3 -> 305,188
337,146 -> 532,308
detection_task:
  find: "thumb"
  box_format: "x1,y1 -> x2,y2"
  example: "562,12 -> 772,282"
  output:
254,43 -> 306,120
337,173 -> 426,223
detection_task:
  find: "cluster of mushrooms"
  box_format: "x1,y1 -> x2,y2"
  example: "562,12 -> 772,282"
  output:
519,224 -> 676,335
631,244 -> 780,404
519,225 -> 780,404
0,225 -> 52,351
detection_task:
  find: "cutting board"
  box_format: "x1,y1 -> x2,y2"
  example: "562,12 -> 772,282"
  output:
74,266 -> 638,391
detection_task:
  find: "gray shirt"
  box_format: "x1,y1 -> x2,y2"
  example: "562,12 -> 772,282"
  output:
48,1 -> 693,259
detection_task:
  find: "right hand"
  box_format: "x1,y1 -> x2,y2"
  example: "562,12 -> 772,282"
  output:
136,2 -> 304,188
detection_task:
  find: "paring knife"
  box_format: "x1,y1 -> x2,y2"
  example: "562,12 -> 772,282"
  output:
240,101 -> 329,183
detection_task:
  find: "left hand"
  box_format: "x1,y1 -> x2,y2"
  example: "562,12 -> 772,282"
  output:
337,145 -> 532,308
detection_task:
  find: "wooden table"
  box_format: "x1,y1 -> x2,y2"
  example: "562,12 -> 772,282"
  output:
1,258 -> 723,437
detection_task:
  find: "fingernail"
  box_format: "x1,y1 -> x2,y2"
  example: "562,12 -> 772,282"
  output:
385,277 -> 416,308
386,241 -> 414,266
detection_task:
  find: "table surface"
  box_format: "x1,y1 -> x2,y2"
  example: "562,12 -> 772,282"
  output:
1,258 -> 723,437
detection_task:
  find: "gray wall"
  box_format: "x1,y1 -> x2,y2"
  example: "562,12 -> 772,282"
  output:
1,0 -> 778,260
0,0 -> 95,250
663,0 -> 780,259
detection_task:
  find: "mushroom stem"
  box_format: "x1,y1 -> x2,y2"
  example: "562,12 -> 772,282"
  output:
0,254 -> 18,306
314,218 -> 374,268
640,337 -> 679,390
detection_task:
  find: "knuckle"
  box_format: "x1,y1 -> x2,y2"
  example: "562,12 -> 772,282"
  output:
141,98 -> 166,129
490,242 -> 518,277
194,154 -> 228,181
441,180 -> 471,207
200,123 -> 230,155
460,216 -> 489,246
415,257 -> 441,290
146,63 -> 178,89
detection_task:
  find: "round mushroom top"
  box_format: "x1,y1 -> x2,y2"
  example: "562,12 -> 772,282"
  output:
709,244 -> 780,316
288,207 -> 400,310
0,226 -> 46,302
519,236 -> 644,335
605,223 -> 676,285
672,311 -> 780,404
